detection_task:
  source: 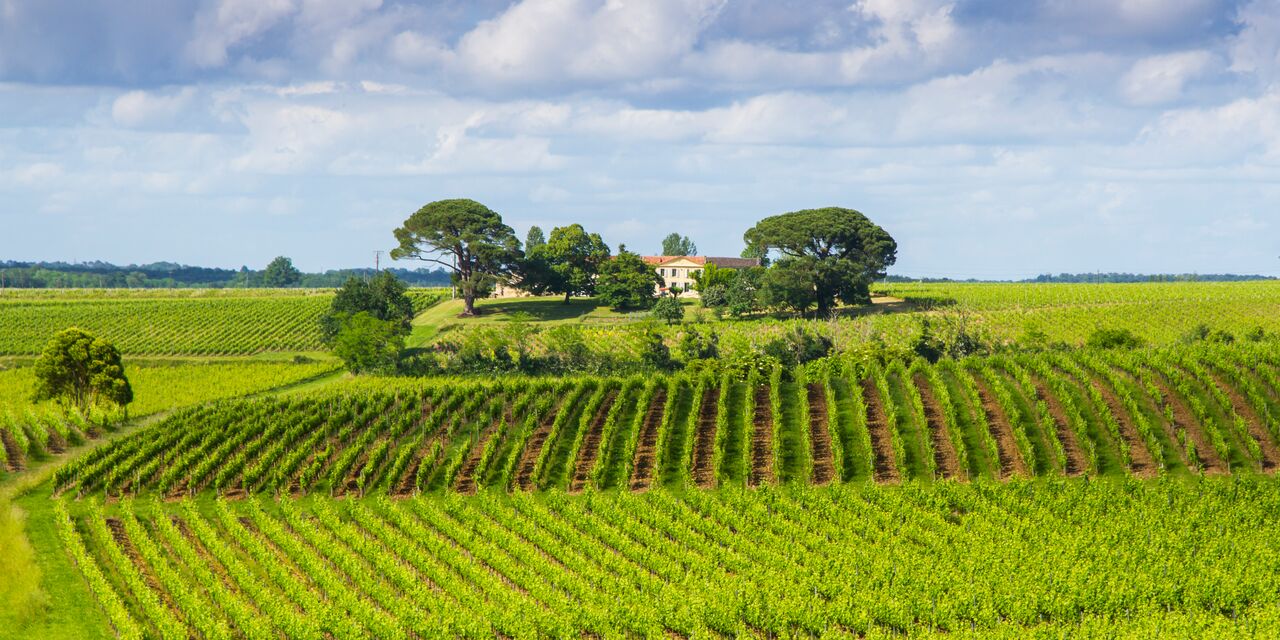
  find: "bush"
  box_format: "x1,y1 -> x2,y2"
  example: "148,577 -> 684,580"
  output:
652,297 -> 685,325
333,312 -> 404,375
762,326 -> 833,366
1086,328 -> 1144,350
700,284 -> 728,308
676,328 -> 719,362
640,328 -> 674,370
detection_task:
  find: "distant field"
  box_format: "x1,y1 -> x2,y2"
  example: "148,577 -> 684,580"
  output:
0,288 -> 446,356
883,280 -> 1280,344
39,478 -> 1280,638
56,342 -> 1280,498
0,360 -> 340,475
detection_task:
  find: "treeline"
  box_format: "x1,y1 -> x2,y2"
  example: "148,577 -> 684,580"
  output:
883,273 -> 1277,284
1027,273 -> 1277,283
0,260 -> 452,289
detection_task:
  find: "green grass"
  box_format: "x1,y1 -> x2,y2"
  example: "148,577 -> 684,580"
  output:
774,381 -> 807,483
716,382 -> 749,486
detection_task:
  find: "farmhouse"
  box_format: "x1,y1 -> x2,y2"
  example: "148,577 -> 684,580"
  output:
641,255 -> 760,296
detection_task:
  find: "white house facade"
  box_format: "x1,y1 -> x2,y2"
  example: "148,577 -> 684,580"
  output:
641,255 -> 760,297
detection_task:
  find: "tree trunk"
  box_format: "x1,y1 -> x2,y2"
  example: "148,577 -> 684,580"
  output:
564,291 -> 571,304
460,292 -> 477,317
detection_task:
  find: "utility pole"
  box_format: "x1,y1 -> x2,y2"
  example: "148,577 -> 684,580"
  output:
374,250 -> 383,272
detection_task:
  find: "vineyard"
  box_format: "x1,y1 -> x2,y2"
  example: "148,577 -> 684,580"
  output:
44,478 -> 1280,637
55,342 -> 1280,498
0,360 -> 339,475
0,288 -> 445,356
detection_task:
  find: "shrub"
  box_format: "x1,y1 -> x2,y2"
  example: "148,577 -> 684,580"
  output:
652,297 -> 685,325
1086,328 -> 1144,350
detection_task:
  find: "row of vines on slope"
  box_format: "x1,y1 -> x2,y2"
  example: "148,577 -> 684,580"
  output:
54,343 -> 1280,496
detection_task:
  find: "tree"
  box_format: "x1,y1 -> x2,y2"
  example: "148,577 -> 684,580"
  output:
760,258 -> 818,316
597,246 -> 663,311
744,207 -> 897,316
661,233 -> 697,256
333,312 -> 404,375
391,199 -> 522,317
320,271 -> 415,344
652,296 -> 685,325
725,266 -> 763,317
262,256 -> 301,287
32,328 -> 132,413
522,224 -> 610,303
691,263 -> 736,294
525,226 -> 546,251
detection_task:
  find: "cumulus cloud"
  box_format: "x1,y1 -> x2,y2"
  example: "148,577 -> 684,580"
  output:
186,0 -> 297,69
1120,50 -> 1215,105
111,88 -> 198,127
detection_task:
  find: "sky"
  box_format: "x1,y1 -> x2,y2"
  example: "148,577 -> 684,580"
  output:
1,0 -> 1278,279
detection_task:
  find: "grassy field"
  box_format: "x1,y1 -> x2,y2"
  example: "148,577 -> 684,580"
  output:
0,288 -> 446,356
9,281 -> 1280,638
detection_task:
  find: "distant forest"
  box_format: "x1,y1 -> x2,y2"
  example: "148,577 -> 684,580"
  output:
0,260 -> 452,288
884,273 -> 1278,284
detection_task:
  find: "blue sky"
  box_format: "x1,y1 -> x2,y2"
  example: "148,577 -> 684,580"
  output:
1,0 -> 1278,278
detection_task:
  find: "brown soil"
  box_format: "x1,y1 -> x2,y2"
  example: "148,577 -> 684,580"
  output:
568,390 -> 621,493
690,387 -> 720,489
806,384 -> 835,485
1206,371 -> 1279,471
1149,374 -> 1227,475
1112,368 -> 1191,471
1087,377 -> 1158,477
1028,376 -> 1086,476
860,378 -> 900,483
455,403 -> 515,495
105,518 -> 179,614
748,385 -> 775,487
913,375 -> 961,480
391,450 -> 425,497
514,414 -> 558,491
629,388 -> 668,491
971,377 -> 1028,479
1,429 -> 23,471
46,429 -> 68,454
333,447 -> 373,497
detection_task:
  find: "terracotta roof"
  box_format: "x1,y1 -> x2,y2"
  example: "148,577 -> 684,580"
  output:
640,256 -> 760,268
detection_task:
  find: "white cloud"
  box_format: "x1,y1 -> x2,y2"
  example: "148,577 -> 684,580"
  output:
111,88 -> 197,127
453,0 -> 725,86
186,0 -> 297,69
1120,50 -> 1214,105
1230,0 -> 1280,85
11,162 -> 63,185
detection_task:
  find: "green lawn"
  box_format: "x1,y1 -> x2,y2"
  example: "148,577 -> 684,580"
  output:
408,295 -> 709,347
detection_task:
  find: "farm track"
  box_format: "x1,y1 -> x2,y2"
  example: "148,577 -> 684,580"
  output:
806,384 -> 835,485
455,404 -> 513,494
1029,375 -> 1086,476
629,388 -> 668,491
749,385 -> 775,486
691,387 -> 719,488
1087,376 -> 1158,477
1,429 -> 24,471
1206,371 -> 1280,471
515,406 -> 562,492
913,374 -> 960,480
861,378 -> 900,483
972,378 -> 1027,478
569,390 -> 620,493
1149,374 -> 1226,474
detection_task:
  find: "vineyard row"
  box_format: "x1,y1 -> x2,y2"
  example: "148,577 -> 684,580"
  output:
54,344 -> 1280,497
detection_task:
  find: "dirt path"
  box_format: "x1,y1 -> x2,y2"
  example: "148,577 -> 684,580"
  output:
912,374 -> 960,480
690,387 -> 720,489
748,385 -> 775,487
1206,371 -> 1279,472
515,401 -> 566,491
629,388 -> 668,491
971,377 -> 1027,479
455,405 -> 513,494
807,384 -> 835,485
1087,377 -> 1158,477
569,390 -> 620,493
1149,374 -> 1227,475
1028,376 -> 1086,476
1,429 -> 24,471
860,378 -> 900,483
